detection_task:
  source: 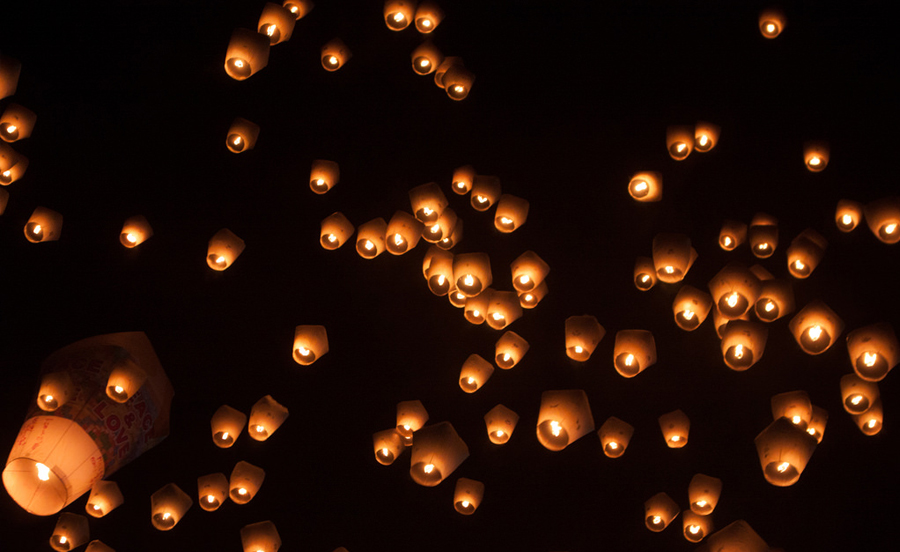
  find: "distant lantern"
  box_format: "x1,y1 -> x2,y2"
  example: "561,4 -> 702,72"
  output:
683,510 -> 713,542
120,215 -> 153,248
86,480 -> 123,518
840,373 -> 878,415
459,354 -> 494,393
806,406 -> 828,443
384,0 -> 415,30
0,103 -> 37,142
846,323 -> 899,382
197,473 -> 228,512
225,28 -> 270,80
422,244 -> 443,277
292,325 -> 328,365
386,211 -> 424,255
803,141 -> 829,172
628,171 -> 662,202
688,473 -> 722,515
241,521 -> 281,552
373,428 -> 405,465
755,417 -> 817,486
719,220 -> 747,251
51,512 -> 89,551
789,300 -> 844,355
356,218 -> 388,259
321,38 -> 351,71
0,54 -> 22,100
409,182 -> 448,223
425,249 -> 454,296
771,390 -> 812,430
0,188 -> 8,214
511,250 -> 550,293
495,331 -> 529,369
24,206 -> 62,243
396,400 -> 429,445
658,409 -> 690,448
443,62 -> 475,101
226,118 -> 259,154
85,541 -> 114,552
863,196 -> 900,244
749,263 -> 774,281
666,125 -> 693,160
672,285 -> 713,331
230,461 -> 265,504
0,143 -> 29,185
105,354 -> 147,403
485,291 -> 522,330
415,1 -> 444,32
451,164 -> 476,195
835,199 -> 863,232
853,398 -> 883,436
448,287 -> 469,308
519,281 -> 548,309
786,228 -> 827,278
494,194 -> 529,232
309,159 -> 339,194
484,404 -> 519,444
282,0 -> 313,20
248,395 -> 289,441
721,321 -> 768,371
470,175 -> 501,211
320,212 -> 354,250
759,8 -> 785,38
694,122 -> 720,152
748,212 -> 778,258
613,330 -> 657,378
565,315 -> 605,361
453,478 -> 484,515
536,390 -> 594,451
597,416 -> 634,458
211,405 -> 246,448
644,492 -> 679,532
653,233 -> 697,283
423,206 -> 458,243
150,483 -> 192,530
453,252 -> 492,296
207,228 -> 245,271
633,256 -> 657,291
438,218 -> 463,249
409,422 -> 469,486
258,3 -> 295,45
708,263 -> 762,320
411,40 -> 443,75
755,279 -> 795,322
37,371 -> 74,412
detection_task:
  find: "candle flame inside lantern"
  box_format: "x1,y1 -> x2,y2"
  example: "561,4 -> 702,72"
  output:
423,463 -> 434,474
421,19 -> 432,28
291,6 -> 298,13
809,156 -> 821,166
808,325 -> 823,341
36,463 -> 50,481
266,24 -> 276,37
777,462 -> 790,472
437,275 -> 445,285
758,242 -> 769,250
886,223 -> 898,234
255,424 -> 265,433
114,385 -> 124,394
765,301 -> 775,312
45,394 -> 54,402
491,313 -> 504,321
496,430 -> 504,437
791,415 -> 801,425
502,353 -> 511,361
689,525 -> 701,535
430,223 -> 440,233
726,293 -> 739,308
850,395 -> 863,406
608,441 -> 618,449
393,13 -> 405,22
92,503 -> 101,510
2,170 -> 10,178
682,309 -> 695,320
237,488 -> 247,495
403,424 -> 410,431
723,236 -> 732,246
524,294 -> 534,302
550,420 -> 562,437
464,275 -> 474,286
297,347 -> 310,356
574,346 -> 583,354
652,516 -> 662,524
842,214 -> 852,225
206,495 -> 215,503
670,435 -> 681,442
393,234 -> 404,246
698,134 -> 709,146
795,260 -> 805,270
327,234 -> 336,243
381,447 -> 389,456
471,310 -> 480,318
364,240 -> 374,250
868,419 -> 877,428
420,59 -> 430,68
695,500 -> 707,508
162,512 -> 171,520
59,536 -> 68,544
467,377 -> 475,384
475,195 -> 487,204
33,224 -> 43,235
624,354 -> 635,366
641,274 -> 650,283
126,233 -> 137,243
664,266 -> 674,274
461,500 -> 470,508
327,56 -> 338,66
733,344 -> 744,359
6,124 -> 17,133
500,216 -> 513,225
863,352 -> 878,367
221,431 -> 229,440
423,207 -> 433,216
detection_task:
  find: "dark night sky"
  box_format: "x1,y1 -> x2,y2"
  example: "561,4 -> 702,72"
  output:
1,1 -> 898,551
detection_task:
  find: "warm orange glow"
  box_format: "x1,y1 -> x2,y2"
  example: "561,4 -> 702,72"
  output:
697,134 -> 709,147
608,441 -> 618,450
794,260 -> 805,270
290,6 -> 298,13
863,352 -> 878,367
33,224 -> 43,235
464,274 -> 474,287
234,59 -> 245,68
453,85 -> 465,94
886,223 -> 898,234
524,293 -> 533,302
808,325 -> 823,341
500,216 -> 513,225
574,346 -> 583,354
237,487 -> 248,495
842,214 -> 852,225
670,435 -> 681,443
114,385 -> 124,394
59,536 -> 68,544
850,395 -> 863,406
364,240 -> 374,250
791,415 -> 801,425
868,419 -> 877,428
421,18 -> 432,28
466,377 -> 475,384
550,420 -> 562,437
327,55 -> 338,65
758,242 -> 769,250
221,431 -> 230,440
393,12 -> 405,22
491,313 -> 504,321
682,309 -> 695,320
624,353 -> 634,366
726,292 -> 739,308
676,143 -> 686,152
689,524 -> 701,535
475,195 -> 487,204
809,156 -> 821,167
265,24 -> 277,37
776,462 -> 790,473
652,515 -> 662,524
161,512 -> 171,520
206,494 -> 215,503
255,424 -> 265,433
723,236 -> 732,246
496,430 -> 504,437
733,344 -> 744,359
380,447 -> 389,457
765,301 -> 775,312
36,462 -> 50,481
125,233 -> 137,244
423,463 -> 435,474
403,424 -> 411,431
695,500 -> 707,508
664,266 -> 674,274
640,274 -> 650,283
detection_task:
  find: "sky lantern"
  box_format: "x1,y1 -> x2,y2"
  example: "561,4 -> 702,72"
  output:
119,215 -> 152,248
495,331 -> 529,369
225,28 -> 270,80
409,182 -> 448,224
423,206 -> 457,243
633,256 -> 657,291
712,305 -> 747,339
451,164 -> 476,195
659,409 -> 689,448
241,521 -> 281,552
226,118 -> 259,153
197,473 -> 228,512
151,483 -> 192,530
494,194 -> 529,232
627,171 -> 662,202
248,395 -> 289,441
0,188 -> 7,214
384,0 -> 415,30
652,233 -> 697,283
853,398 -> 883,435
448,287 -> 468,308
485,291 -> 522,330
211,404 -> 247,448
719,219 -> 747,251
693,121 -> 720,152
644,492 -> 679,532
105,354 -> 147,403
754,278 -> 795,322
688,473 -> 721,515
840,374 -> 878,415
807,405 -> 828,442
415,1 -> 444,33
321,38 -> 351,71
425,249 -> 454,295
846,323 -> 898,382
835,199 -> 863,232
453,478 -> 484,515
511,250 -> 550,293
409,422 -> 469,487
396,400 -> 428,446
536,390 -> 594,451
385,211 -> 424,255
613,330 -> 657,378
666,125 -> 693,160
672,285 -> 712,331
786,228 -> 827,278
309,159 -> 340,194
0,103 -> 37,142
50,512 -> 89,551
0,54 -> 22,100
863,196 -> 900,244
85,480 -> 123,518
470,175 -> 501,210
24,206 -> 62,243
85,541 -> 114,552
37,371 -> 74,412
356,218 -> 387,259
282,0 -> 313,19
721,320 -> 768,371
422,244 -> 443,277
709,263 -> 761,320
258,3 -> 295,45
803,141 -> 829,172
320,212 -> 354,250
230,461 -> 265,504
411,40 -> 443,75
373,429 -> 405,465
442,61 -> 475,100
708,521 -> 769,552
207,228 -> 245,271
459,354 -> 494,393
755,417 -> 817,486
453,252 -> 492,296
597,416 -> 633,458
437,217 -> 463,249
0,143 -> 28,185
464,289 -> 493,325
771,390 -> 813,430
484,404 -> 519,444
748,212 -> 778,258
789,300 -> 844,355
565,315 -> 605,361
292,325 -> 328,365
759,8 -> 785,38
518,280 -> 548,309
682,510 -> 712,542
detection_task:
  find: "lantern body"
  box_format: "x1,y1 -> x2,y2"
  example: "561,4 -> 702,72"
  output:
226,117 -> 259,153
683,509 -> 713,542
0,54 -> 22,100
248,395 -> 289,441
384,0 -> 415,30
803,141 -> 829,172
720,321 -> 768,371
453,478 -> 484,515
207,228 -> 245,271
86,480 -> 123,518
694,121 -> 720,152
211,404 -> 246,448
511,250 -> 549,292
653,233 -> 697,283
754,279 -> 794,322
373,429 -> 405,465
411,40 -> 443,75
451,164 -> 476,195
719,219 -> 747,250
0,143 -> 28,185
613,330 -> 657,378
863,196 -> 900,244
409,422 -> 469,487
24,206 -> 62,243
518,280 -> 548,309
846,323 -> 899,382
666,125 -> 693,160
495,331 -> 529,369
688,473 -> 722,515
659,409 -> 690,448
309,159 -> 339,194
672,285 -> 712,331
840,373 -> 879,415
292,325 -> 328,365
628,171 -> 662,202
835,199 -> 863,232
282,0 -> 313,20
565,315 -> 605,361
0,188 -> 8,214
85,541 -> 115,552
197,473 -> 228,512
443,62 -> 475,101
409,181 -> 448,223
396,400 -> 429,445
425,249 -> 454,296
120,215 -> 153,248
633,256 -> 657,291
415,1 -> 444,33
748,212 -> 778,258
644,492 -> 679,531
485,291 -> 522,330
786,228 -> 827,278
453,252 -> 492,296
0,103 -> 37,142
755,417 -> 817,486
853,398 -> 883,435
437,217 -> 463,249
51,512 -> 89,551
789,300 -> 844,355
356,218 -> 387,259
150,483 -> 192,530
423,206 -> 457,243
225,28 -> 270,80
106,355 -> 148,403
807,405 -> 828,443
494,194 -> 529,232
230,461 -> 265,504
459,354 -> 494,393
37,371 -> 74,412
385,211 -> 424,255
470,175 -> 500,210
258,3 -> 295,45
320,212 -> 354,249
464,289 -> 492,325
597,416 -> 633,458
759,9 -> 785,38
708,263 -> 761,320
242,521 -> 282,552
484,404 -> 519,444
321,38 -> 351,71
713,306 -> 747,339
536,390 -> 595,451
771,390 -> 812,430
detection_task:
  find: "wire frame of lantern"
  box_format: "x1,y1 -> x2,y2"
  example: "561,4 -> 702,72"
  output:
0,188 -> 8,215
464,289 -> 493,325
24,206 -> 62,243
748,212 -> 778,258
666,125 -> 694,160
451,164 -> 476,195
230,461 -> 265,504
835,199 -> 863,233
151,483 -> 192,530
211,404 -> 247,448
85,480 -> 123,518
565,315 -> 605,362
485,291 -> 522,330
633,256 -> 657,291
693,121 -> 720,152
0,103 -> 37,142
437,217 -> 463,250
771,390 -> 812,430
292,325 -> 328,365
396,400 -> 429,446
628,171 -> 662,202
105,356 -> 147,404
511,250 -> 550,293
225,28 -> 270,80
789,300 -> 844,355
411,40 -> 443,75
597,416 -> 634,458
864,196 -> 900,244
658,409 -> 690,448
683,510 -> 713,542
518,280 -> 548,309
197,473 -> 228,512
0,143 -> 28,185
688,473 -> 721,515
207,228 -> 245,271
258,2 -> 295,45
356,218 -> 387,259
384,0 -> 415,30
459,354 -> 494,393
0,54 -> 22,100
425,249 -> 454,296
644,492 -> 679,532
423,206 -> 457,243
495,331 -> 529,369
803,141 -> 829,172
454,478 -> 484,515
721,321 -> 768,371
385,211 -> 424,255
484,404 -> 519,444
226,117 -> 259,153
613,330 -> 657,378
494,194 -> 529,232
755,417 -> 817,486
409,181 -> 448,224
320,212 -> 354,250
653,233 -> 697,283
853,398 -> 883,436
85,541 -> 114,552
754,279 -> 794,322
119,215 -> 152,248
282,0 -> 313,20
443,62 -> 475,101
537,390 -> 594,451
415,1 -> 444,33
309,159 -> 340,194
242,521 -> 281,552
321,38 -> 351,71
453,252 -> 492,297
719,219 -> 747,251
672,285 -> 712,331
759,8 -> 785,38
846,322 -> 899,382
708,263 -> 762,320
248,395 -> 289,441
37,371 -> 74,412
470,175 -> 501,211
786,228 -> 827,279
51,512 -> 90,551
409,422 -> 469,487
373,428 -> 405,465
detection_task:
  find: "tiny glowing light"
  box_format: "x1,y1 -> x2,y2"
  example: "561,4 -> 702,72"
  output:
206,495 -> 215,503
574,346 -> 583,354
441,238 -> 450,244
237,487 -> 248,496
733,344 -> 744,359
670,435 -> 681,442
776,462 -> 790,473
726,293 -> 739,308
886,223 -> 898,234
2,170 -> 10,178
59,536 -> 68,544
640,274 -> 650,283
850,395 -> 863,406
471,309 -> 480,318
266,24 -> 277,36
44,394 -> 54,402
290,6 -> 298,13
430,223 -> 440,233
315,178 -> 324,186
550,420 -> 562,437
809,156 -> 821,167
297,347 -> 310,356
6,124 -> 17,133
326,234 -> 337,243
221,431 -> 229,440
92,503 -> 101,510
467,377 -> 475,384
233,136 -> 243,145
766,23 -> 776,33
791,415 -> 801,425
114,385 -> 124,394
475,195 -> 487,204
215,255 -> 226,265
161,512 -> 171,520
456,292 -> 466,301
794,260 -> 805,270
419,59 -> 430,68
695,500 -> 707,508
676,143 -> 686,153
456,181 -> 466,189
664,266 -> 674,274
495,430 -> 504,437
423,463 -> 434,474
453,85 -> 464,93
235,59 -> 245,68
464,274 -> 474,287
33,224 -> 43,235
500,216 -> 513,225
421,19 -> 433,28
255,424 -> 265,433
393,13 -> 405,22
652,516 -> 662,524
808,325 -> 823,341
863,352 -> 878,367
364,240 -> 374,250
36,463 -> 50,481
502,353 -> 511,361
381,447 -> 389,456
634,181 -> 648,192
403,424 -> 411,431
689,525 -> 701,535
126,233 -> 137,243
683,309 -> 695,320
842,214 -> 853,225
491,312 -> 504,321
698,135 -> 709,147
723,236 -> 732,246
608,441 -> 618,450
868,419 -> 877,428
423,207 -> 434,216
328,56 -> 338,65
624,353 -> 634,366
758,242 -> 769,250
765,301 -> 775,312
807,427 -> 816,436
524,294 -> 534,302
437,275 -> 446,285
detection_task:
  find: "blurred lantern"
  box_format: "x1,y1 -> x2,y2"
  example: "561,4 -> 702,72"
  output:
518,281 -> 548,309
411,40 -> 443,75
356,218 -> 388,259
754,278 -> 794,322
282,0 -> 313,19
853,398 -> 883,435
409,422 -> 469,486
683,510 -> 712,542
258,3 -> 295,45
494,194 -> 529,232
443,61 -> 475,101
105,353 -> 148,403
536,390 -> 594,451
242,521 -> 281,552
0,103 -> 37,142
0,143 -> 28,185
423,206 -> 457,243
386,211 -> 424,255
470,175 -> 501,211
151,483 -> 192,530
207,228 -> 245,271
789,300 -> 844,355
627,171 -> 662,202
321,38 -> 351,71
309,159 -> 339,194
0,188 -> 7,214
85,541 -> 114,552
786,228 -> 827,278
803,141 -> 829,172
464,289 -> 492,325
485,291 -> 522,330
37,371 -> 74,412
597,416 -> 633,458
425,249 -> 454,295
846,323 -> 898,382
721,321 -> 768,371
384,0 -> 415,30
771,390 -> 812,430
748,212 -> 778,258
835,199 -> 863,232
644,492 -> 679,532
759,8 -> 785,38
225,28 -> 270,80
688,473 -> 721,515
373,429 -> 405,465
415,1 -> 444,32
613,330 -> 657,378
248,395 -> 289,441
453,252 -> 492,296
320,212 -> 354,250
653,233 -> 697,283
0,54 -> 22,100
484,404 -> 519,444
633,256 -> 657,291
709,263 -> 761,320
841,372 -> 883,414
437,217 -> 463,250
495,331 -> 529,369
693,122 -> 720,152
719,219 -> 747,251
807,405 -> 828,443
863,196 -> 900,244
396,400 -> 429,445
453,478 -> 484,515
50,512 -> 89,551
451,165 -> 476,195
409,181 -> 448,223
672,285 -> 712,331
292,325 -> 328,365
211,404 -> 246,448
565,315 -> 605,361
666,125 -> 693,160
230,461 -> 265,504
197,473 -> 228,512
755,417 -> 817,486
658,409 -> 690,448
119,215 -> 152,248
85,480 -> 123,518
511,250 -> 550,293
459,354 -> 494,393
24,206 -> 62,243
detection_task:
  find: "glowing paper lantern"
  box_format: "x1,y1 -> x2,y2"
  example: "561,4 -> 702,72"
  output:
385,211 -> 424,255
863,196 -> 900,244
644,492 -> 679,532
37,371 -> 74,412
453,252 -> 492,296
484,404 -> 519,444
721,321 -> 768,371
0,143 -> 28,185
373,429 -> 405,465
225,28 -> 270,80
597,416 -> 633,458
789,300 -> 844,355
719,219 -> 747,251
613,330 -> 657,378
85,541 -> 115,552
105,354 -> 148,403
282,0 -> 313,19
411,40 -> 443,75
464,290 -> 492,325
0,54 -> 22,100
415,1 -> 444,32
759,8 -> 785,38
518,281 -> 548,309
242,521 -> 281,552
807,405 -> 828,443
409,422 -> 469,486
320,212 -> 354,250
712,306 -> 746,339
51,512 -> 89,551
653,233 -> 697,283
470,175 -> 501,211
846,323 -> 898,382
459,354 -> 494,393
451,164 -> 476,195
853,398 -> 883,435
511,250 -> 550,293
443,62 -> 475,101
0,188 -> 7,214
565,315 -> 605,361
748,212 -> 778,258
309,159 -> 339,194
840,373 -> 878,415
437,217 -> 463,249
396,400 -> 429,445
708,263 -> 761,320
755,417 -> 817,486
627,171 -> 662,202
356,218 -> 387,259
211,405 -> 246,448
151,483 -> 192,530
230,461 -> 265,504
292,325 -> 328,365
536,390 -> 594,451
453,478 -> 484,515
226,117 -> 259,153
771,390 -> 812,430
666,125 -> 693,160
0,103 -> 37,142
803,141 -> 829,172
633,256 -> 657,291
688,473 -> 721,515
485,291 -> 522,330
197,473 -> 228,512
206,228 -> 245,270
24,206 -> 62,243
409,182 -> 448,223
248,395 -> 289,441
119,215 -> 153,248
85,480 -> 123,518
423,206 -> 457,243
835,199 -> 863,232
495,331 -> 529,369
258,3 -> 295,45
494,194 -> 529,232
754,278 -> 795,322
683,510 -> 712,542
658,409 -> 689,448
425,249 -> 454,296
321,38 -> 351,71
384,0 -> 415,30
786,228 -> 827,278
672,285 -> 712,331
693,121 -> 720,152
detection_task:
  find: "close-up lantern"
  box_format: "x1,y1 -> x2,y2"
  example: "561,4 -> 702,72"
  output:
197,472 -> 228,512
755,417 -> 817,486
85,480 -> 123,518
150,483 -> 192,530
356,218 -> 387,259
409,181 -> 448,223
803,141 -> 829,172
759,8 -> 785,38
470,175 -> 501,210
853,398 -> 883,436
536,390 -> 595,451
453,252 -> 492,296
652,233 -> 697,283
754,278 -> 795,322
688,473 -> 722,515
119,215 -> 153,248
771,390 -> 812,430
415,1 -> 444,33
386,211 -> 424,255
292,325 -> 328,365
0,103 -> 37,142
683,510 -> 713,542
453,478 -> 484,515
384,0 -> 415,30
373,429 -> 405,465
495,331 -> 529,369
484,404 -> 519,444
409,422 -> 469,487
396,400 -> 429,445
835,199 -> 863,232
230,461 -> 265,504
633,256 -> 657,291
24,206 -> 62,243
225,117 -> 259,153
511,250 -> 550,293
719,219 -> 747,250
597,416 -> 634,458
786,228 -> 828,278
50,512 -> 89,551
720,320 -> 768,371
320,212 -> 354,250
309,159 -> 340,194
863,196 -> 900,244
321,38 -> 351,71
846,323 -> 898,382
211,404 -> 247,448
708,263 -> 762,320
672,285 -> 712,331
658,409 -> 690,448
248,395 -> 289,441
494,194 -> 529,232
0,143 -> 28,185
666,125 -> 693,160
613,329 -> 657,378
789,300 -> 844,355
839,373 -> 879,415
644,492 -> 679,532
693,121 -> 720,152
565,315 -> 605,361
451,164 -> 476,195
258,2 -> 295,45
748,212 -> 778,258
628,171 -> 662,202
207,228 -> 245,271
485,291 -> 522,330
241,521 -> 281,552
411,40 -> 443,75
224,28 -> 270,80
459,354 -> 494,393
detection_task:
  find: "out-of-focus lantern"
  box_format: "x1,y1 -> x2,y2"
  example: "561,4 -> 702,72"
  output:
708,263 -> 761,320
373,428 -> 405,465
230,461 -> 265,504
453,252 -> 492,296
633,256 -> 657,291
536,390 -> 594,451
37,371 -> 74,412
835,199 -> 863,232
853,398 -> 883,435
658,409 -> 689,448
451,165 -> 476,195
864,196 -> 900,244
511,250 -> 549,293
485,291 -> 522,330
707,520 -> 769,552
0,143 -> 28,185
320,212 -> 354,250
693,122 -> 720,152
197,473 -> 228,512
495,331 -> 529,369
409,422 -> 469,486
24,206 -> 62,243
396,400 -> 428,445
653,233 -> 697,283
755,417 -> 817,486
644,492 -> 679,532
411,40 -> 443,75
225,28 -> 270,80
628,171 -> 662,202
672,285 -> 712,331
85,541 -> 114,552
425,249 -> 454,296
683,510 -> 713,542
755,279 -> 794,322
688,473 -> 721,515
613,330 -> 657,378
803,141 -> 829,172
0,54 -> 22,100
759,8 -> 785,38
0,103 -> 37,142
211,405 -> 246,448
748,212 -> 778,258
226,118 -> 259,153
86,480 -> 123,518
105,353 -> 148,403
719,219 -> 747,251
0,188 -> 8,214
666,126 -> 693,160
846,323 -> 898,382
309,159 -> 339,194
409,182 -> 448,224
356,218 -> 387,259
242,521 -> 281,552
292,325 -> 328,365
207,228 -> 245,271
423,206 -> 457,243
564,315 -> 604,362
470,175 -> 501,211
840,373 -> 878,415
282,0 -> 313,20
120,215 -> 153,248
321,38 -> 351,71
459,354 -> 494,393
51,512 -> 89,551
151,483 -> 192,530
518,281 -> 548,309
248,395 -> 289,441
437,217 -> 463,250
443,61 -> 475,101
807,405 -> 828,442
453,478 -> 484,515
384,0 -> 415,30
721,321 -> 768,371
258,3 -> 295,45
385,211 -> 424,255
771,390 -> 812,430
484,404 -> 518,444
789,300 -> 844,355
597,416 -> 633,458
415,1 -> 444,33
494,194 -> 529,232
786,228 -> 827,278
464,289 -> 492,325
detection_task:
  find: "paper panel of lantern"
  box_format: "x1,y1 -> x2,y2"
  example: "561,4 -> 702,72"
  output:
565,315 -> 605,361
853,398 -> 883,435
708,263 -> 761,320
840,374 -> 879,415
120,215 -> 153,248
597,416 -> 633,458
443,62 -> 475,101
198,473 -> 228,511
242,521 -> 282,552
437,217 -> 463,249
485,291 -> 522,330
292,325 -> 328,365
613,330 -> 657,378
396,400 -> 429,445
755,279 -> 794,322
409,182 -> 448,223
719,219 -> 747,250
807,405 -> 828,442
688,473 -> 721,515
484,404 -> 519,444
659,409 -> 689,448
411,40 -> 443,75
786,228 -> 827,278
755,417 -> 817,486
633,256 -> 657,291
373,429 -> 405,465
409,422 -> 469,487
24,206 -> 62,243
258,2 -> 295,45
415,1 -> 444,33
628,171 -> 662,202
683,510 -> 712,542
803,141 -> 829,172
356,218 -> 387,258
759,9 -> 785,38
464,289 -> 492,325
225,28 -> 270,80
771,390 -> 812,430
230,461 -> 265,504
0,54 -> 22,100
863,197 -> 900,244
789,300 -> 844,355
652,233 -> 697,283
846,323 -> 898,382
0,103 -> 37,142
495,331 -> 529,369
51,512 -> 89,551
248,395 -> 289,441
211,404 -> 246,448
425,249 -> 454,295
0,187 -> 8,214
453,478 -> 484,515
470,175 -> 500,210
835,199 -> 863,232
666,125 -> 693,160
423,206 -> 457,243
207,228 -> 245,271
86,480 -> 123,517
309,159 -> 339,194
384,0 -> 415,30
644,492 -> 679,532
453,252 -> 492,296
85,540 -> 115,552
282,0 -> 313,19
0,142 -> 28,185
320,212 -> 354,249
694,121 -> 720,152
322,38 -> 351,71
151,483 -> 192,530
386,211 -> 424,255
672,285 -> 712,331
720,321 -> 767,371
518,280 -> 548,309
459,354 -> 494,393
451,164 -> 476,195
536,390 -> 595,451
494,194 -> 529,232
748,212 -> 778,258
511,250 -> 550,292
226,117 -> 259,153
